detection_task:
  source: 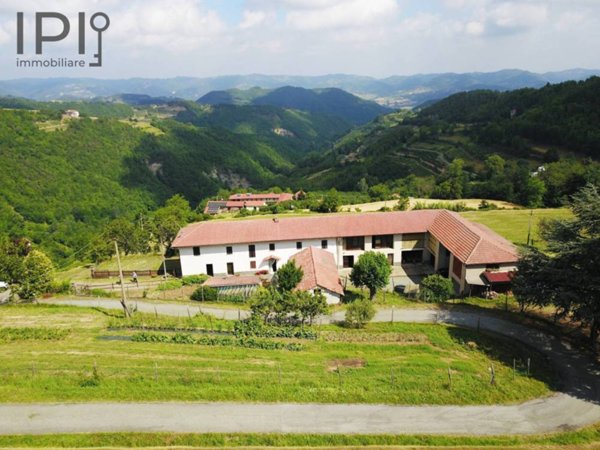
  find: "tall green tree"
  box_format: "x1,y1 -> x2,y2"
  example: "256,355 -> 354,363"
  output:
295,290 -> 328,325
318,189 -> 340,213
0,237 -> 25,285
350,251 -> 392,300
17,250 -> 54,300
274,260 -> 304,293
152,196 -> 193,250
513,184 -> 600,351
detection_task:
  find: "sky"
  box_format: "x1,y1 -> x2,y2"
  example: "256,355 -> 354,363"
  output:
1,0 -> 599,79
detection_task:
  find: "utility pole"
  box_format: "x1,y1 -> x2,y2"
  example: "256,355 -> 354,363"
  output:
162,253 -> 168,279
114,241 -> 130,318
526,209 -> 533,246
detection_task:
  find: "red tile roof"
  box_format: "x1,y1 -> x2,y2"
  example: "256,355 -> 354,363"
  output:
290,247 -> 344,296
173,210 -> 519,266
173,210 -> 439,248
225,200 -> 267,208
429,210 -> 518,264
483,271 -> 514,284
204,275 -> 262,288
229,193 -> 293,202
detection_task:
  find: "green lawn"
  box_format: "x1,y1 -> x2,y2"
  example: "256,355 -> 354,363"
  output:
0,304 -> 553,405
0,427 -> 599,449
460,208 -> 572,247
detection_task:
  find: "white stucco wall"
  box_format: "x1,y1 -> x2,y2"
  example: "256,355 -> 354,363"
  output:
179,233 -> 431,276
179,238 -> 338,276
309,288 -> 341,305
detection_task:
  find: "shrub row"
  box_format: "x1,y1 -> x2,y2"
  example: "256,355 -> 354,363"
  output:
234,319 -> 317,340
131,332 -> 303,351
0,327 -> 70,342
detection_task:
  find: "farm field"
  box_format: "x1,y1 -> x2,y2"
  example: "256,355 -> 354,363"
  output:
0,304 -> 553,405
460,208 -> 572,247
341,197 -> 519,212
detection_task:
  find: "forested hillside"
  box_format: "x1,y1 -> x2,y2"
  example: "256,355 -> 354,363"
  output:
0,110 -> 162,261
0,109 -> 300,261
176,103 -> 351,157
198,86 -> 392,125
294,79 -> 600,206
415,77 -> 600,158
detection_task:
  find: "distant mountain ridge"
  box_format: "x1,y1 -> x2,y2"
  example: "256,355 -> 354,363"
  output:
2,69 -> 599,107
198,86 -> 392,125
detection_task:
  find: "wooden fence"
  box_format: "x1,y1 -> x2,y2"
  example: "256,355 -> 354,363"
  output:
91,269 -> 161,279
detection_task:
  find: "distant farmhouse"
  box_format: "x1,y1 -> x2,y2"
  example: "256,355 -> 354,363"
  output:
204,192 -> 296,215
173,210 -> 518,299
62,109 -> 80,119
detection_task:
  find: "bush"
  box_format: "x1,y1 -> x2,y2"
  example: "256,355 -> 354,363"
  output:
48,280 -> 73,294
234,317 -> 317,339
131,331 -> 303,351
190,286 -> 218,301
420,274 -> 455,302
87,288 -> 117,298
182,274 -> 209,286
413,201 -> 474,212
345,298 -> 375,328
156,279 -> 183,291
0,327 -> 70,342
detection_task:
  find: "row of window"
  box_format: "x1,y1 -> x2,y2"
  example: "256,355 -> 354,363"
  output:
192,240 -> 329,257
192,235 -> 424,257
204,249 -> 424,275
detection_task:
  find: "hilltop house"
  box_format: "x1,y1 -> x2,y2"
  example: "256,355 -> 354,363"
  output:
204,192 -> 295,215
62,109 -> 80,119
172,210 -> 519,296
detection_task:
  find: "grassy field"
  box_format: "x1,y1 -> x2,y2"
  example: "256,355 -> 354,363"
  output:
460,208 -> 572,247
342,198 -> 519,212
57,254 -> 171,282
0,426 -> 599,449
0,304 -> 553,405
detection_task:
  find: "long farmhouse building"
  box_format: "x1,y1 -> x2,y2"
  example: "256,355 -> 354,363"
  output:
172,210 -> 519,296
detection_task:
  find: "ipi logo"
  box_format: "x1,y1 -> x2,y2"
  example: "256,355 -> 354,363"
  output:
16,12 -> 110,68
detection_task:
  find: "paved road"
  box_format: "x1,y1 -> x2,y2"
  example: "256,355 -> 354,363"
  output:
1,297 -> 597,436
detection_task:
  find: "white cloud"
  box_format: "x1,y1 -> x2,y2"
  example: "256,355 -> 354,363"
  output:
465,20 -> 485,36
285,0 -> 399,31
111,0 -> 226,52
239,10 -> 268,29
487,2 -> 547,30
0,24 -> 9,45
1,0 -> 599,79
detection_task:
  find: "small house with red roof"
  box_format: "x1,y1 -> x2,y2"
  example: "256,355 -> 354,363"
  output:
290,247 -> 345,304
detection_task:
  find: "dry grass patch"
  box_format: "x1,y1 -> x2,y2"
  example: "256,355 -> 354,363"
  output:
326,358 -> 366,372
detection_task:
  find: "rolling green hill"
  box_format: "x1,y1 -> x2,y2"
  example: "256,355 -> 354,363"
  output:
293,78 -> 600,199
198,86 -> 392,125
176,103 -> 351,157
415,76 -> 600,158
0,108 -> 300,261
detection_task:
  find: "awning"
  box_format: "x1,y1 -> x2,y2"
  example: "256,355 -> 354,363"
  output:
483,271 -> 514,284
465,272 -> 487,286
